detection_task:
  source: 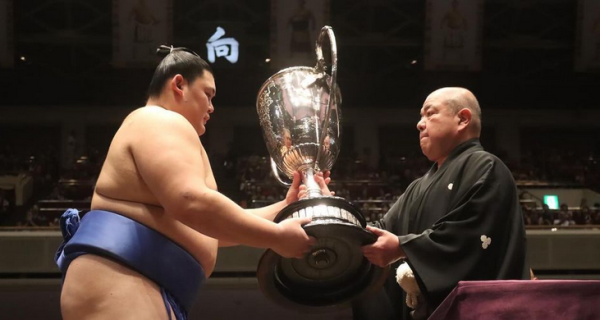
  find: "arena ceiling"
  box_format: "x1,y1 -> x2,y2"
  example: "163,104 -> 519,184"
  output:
0,0 -> 597,109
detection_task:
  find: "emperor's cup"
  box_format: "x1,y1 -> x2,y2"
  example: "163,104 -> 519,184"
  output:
255,26 -> 389,311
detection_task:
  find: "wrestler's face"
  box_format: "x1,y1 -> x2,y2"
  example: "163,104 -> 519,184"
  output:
417,91 -> 461,163
183,71 -> 216,136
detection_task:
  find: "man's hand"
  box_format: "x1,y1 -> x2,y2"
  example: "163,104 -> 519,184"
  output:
272,217 -> 317,259
297,171 -> 335,199
362,226 -> 405,267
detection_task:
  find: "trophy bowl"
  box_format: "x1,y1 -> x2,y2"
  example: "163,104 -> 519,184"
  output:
255,26 -> 389,312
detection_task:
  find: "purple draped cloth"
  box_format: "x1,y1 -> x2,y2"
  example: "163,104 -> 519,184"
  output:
428,280 -> 600,320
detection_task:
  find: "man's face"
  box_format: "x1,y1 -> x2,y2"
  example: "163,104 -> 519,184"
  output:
416,92 -> 460,163
323,135 -> 331,152
182,72 -> 216,136
283,130 -> 292,148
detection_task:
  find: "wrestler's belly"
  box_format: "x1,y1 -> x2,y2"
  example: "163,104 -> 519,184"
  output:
90,191 -> 218,277
62,255 -> 176,320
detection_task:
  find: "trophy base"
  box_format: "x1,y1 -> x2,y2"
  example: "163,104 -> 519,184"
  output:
256,197 -> 390,312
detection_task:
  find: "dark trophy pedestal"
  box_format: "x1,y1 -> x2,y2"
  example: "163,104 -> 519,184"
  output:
257,197 -> 389,312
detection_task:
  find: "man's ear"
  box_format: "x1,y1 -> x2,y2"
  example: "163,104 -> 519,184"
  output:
170,74 -> 185,98
457,108 -> 472,129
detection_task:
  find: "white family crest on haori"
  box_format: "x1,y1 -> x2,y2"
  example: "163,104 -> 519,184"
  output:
480,235 -> 491,249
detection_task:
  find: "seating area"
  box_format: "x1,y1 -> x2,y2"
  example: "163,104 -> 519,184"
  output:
1,141 -> 600,230
238,155 -> 600,227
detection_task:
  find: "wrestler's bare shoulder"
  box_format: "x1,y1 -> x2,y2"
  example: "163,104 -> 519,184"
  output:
93,107 -> 167,208
122,105 -> 191,130
93,104 -> 202,208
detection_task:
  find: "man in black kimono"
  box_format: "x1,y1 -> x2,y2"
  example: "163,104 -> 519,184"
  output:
353,87 -> 529,320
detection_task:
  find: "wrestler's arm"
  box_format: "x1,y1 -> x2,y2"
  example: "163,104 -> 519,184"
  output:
217,173 -> 301,247
245,201 -> 287,220
219,172 -> 331,247
199,143 -> 218,190
199,139 -> 293,225
130,109 -> 313,257
198,135 -> 305,247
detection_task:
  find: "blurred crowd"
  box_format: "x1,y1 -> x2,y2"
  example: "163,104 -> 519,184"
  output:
1,142 -> 599,229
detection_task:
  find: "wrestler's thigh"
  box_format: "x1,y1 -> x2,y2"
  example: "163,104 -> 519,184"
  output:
61,255 -> 174,320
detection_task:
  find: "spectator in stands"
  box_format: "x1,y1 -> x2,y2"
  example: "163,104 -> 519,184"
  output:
0,190 -> 9,213
582,205 -> 593,225
574,205 -> 587,225
522,206 -> 533,225
540,204 -> 553,225
56,45 -> 316,320
0,190 -> 10,225
64,130 -> 78,170
556,203 -> 574,226
24,204 -> 45,227
593,207 -> 600,225
349,87 -> 529,320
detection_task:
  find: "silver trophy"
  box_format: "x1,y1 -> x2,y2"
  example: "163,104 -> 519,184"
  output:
255,26 -> 389,311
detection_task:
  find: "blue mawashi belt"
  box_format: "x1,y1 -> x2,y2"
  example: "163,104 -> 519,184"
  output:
55,209 -> 205,313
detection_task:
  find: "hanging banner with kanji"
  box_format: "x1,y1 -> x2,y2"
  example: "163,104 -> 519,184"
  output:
112,0 -> 172,67
424,0 -> 483,71
575,0 -> 600,72
270,0 -> 330,69
0,0 -> 14,68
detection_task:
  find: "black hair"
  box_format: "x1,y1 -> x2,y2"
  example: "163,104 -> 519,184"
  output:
147,45 -> 213,98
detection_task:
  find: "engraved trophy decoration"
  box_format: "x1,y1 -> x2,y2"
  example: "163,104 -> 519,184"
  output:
255,26 -> 389,311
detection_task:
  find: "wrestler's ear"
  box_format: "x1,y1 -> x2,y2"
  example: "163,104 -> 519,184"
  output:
457,108 -> 471,130
171,74 -> 185,97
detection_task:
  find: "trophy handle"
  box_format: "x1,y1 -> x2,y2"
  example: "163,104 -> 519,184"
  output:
314,26 -> 338,170
270,157 -> 292,187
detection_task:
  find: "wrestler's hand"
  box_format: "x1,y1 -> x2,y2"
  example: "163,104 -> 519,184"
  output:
361,226 -> 405,267
272,217 -> 317,259
284,171 -> 303,205
298,171 -> 335,199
